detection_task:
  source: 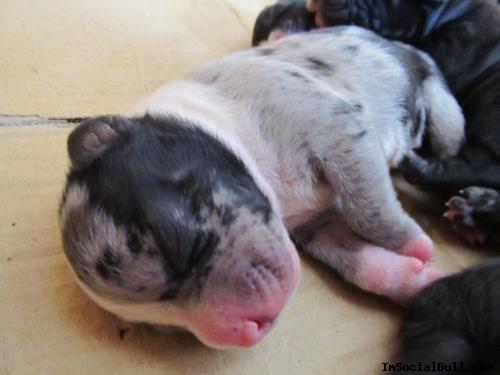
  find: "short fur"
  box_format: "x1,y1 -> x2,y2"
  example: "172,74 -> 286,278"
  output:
254,0 -> 500,243
397,259 -> 500,374
60,27 -> 463,347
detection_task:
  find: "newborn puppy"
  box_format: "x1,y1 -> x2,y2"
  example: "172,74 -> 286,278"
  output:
397,258 -> 500,373
60,26 -> 464,348
301,0 -> 500,245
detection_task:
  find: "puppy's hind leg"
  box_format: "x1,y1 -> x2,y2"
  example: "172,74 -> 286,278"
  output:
293,209 -> 444,305
312,113 -> 434,262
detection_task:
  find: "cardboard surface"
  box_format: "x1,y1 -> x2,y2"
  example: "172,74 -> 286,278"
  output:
0,1 -> 492,374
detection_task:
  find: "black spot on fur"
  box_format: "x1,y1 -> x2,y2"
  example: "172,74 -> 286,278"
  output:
307,57 -> 332,72
253,202 -> 272,224
188,232 -> 219,271
127,227 -> 142,255
258,48 -> 275,56
288,70 -> 308,81
343,44 -> 359,54
218,205 -> 237,226
352,130 -> 368,141
207,73 -> 221,84
95,246 -> 122,282
353,103 -> 363,112
333,102 -> 358,115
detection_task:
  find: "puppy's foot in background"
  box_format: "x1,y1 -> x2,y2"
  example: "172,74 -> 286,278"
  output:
445,187 -> 500,245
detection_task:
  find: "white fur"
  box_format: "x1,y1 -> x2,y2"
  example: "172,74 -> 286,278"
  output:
423,75 -> 465,158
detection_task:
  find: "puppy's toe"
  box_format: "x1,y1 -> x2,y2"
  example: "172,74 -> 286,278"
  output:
460,186 -> 499,207
445,196 -> 473,227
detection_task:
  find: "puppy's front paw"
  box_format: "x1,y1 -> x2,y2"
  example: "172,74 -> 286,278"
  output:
444,187 -> 500,245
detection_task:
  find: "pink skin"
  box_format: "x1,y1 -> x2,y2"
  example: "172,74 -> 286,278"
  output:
353,245 -> 444,305
398,233 -> 434,264
188,304 -> 281,348
268,30 -> 289,43
310,217 -> 444,305
444,205 -> 488,245
187,239 -> 301,348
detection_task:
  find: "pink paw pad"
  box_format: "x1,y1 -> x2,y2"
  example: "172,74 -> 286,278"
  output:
399,234 -> 434,263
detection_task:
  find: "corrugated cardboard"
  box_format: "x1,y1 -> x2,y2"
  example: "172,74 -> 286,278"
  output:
0,1 -> 491,374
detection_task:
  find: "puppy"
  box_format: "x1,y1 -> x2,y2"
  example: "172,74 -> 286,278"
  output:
253,0 -> 315,45
254,0 -> 500,244
397,258 -> 500,374
60,26 -> 464,348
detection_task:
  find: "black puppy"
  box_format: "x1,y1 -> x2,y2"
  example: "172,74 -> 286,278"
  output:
253,0 -> 315,46
396,258 -> 500,374
253,0 -> 500,245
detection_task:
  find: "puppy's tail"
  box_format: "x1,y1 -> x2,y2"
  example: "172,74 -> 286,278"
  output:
396,259 -> 500,374
422,74 -> 465,159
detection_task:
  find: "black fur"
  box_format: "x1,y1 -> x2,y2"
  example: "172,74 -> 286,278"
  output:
95,246 -> 123,283
253,0 -> 500,243
252,0 -> 315,46
397,259 -> 500,374
306,56 -> 333,72
66,115 -> 272,298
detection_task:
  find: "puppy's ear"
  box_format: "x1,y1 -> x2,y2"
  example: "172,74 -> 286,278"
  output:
68,116 -> 132,170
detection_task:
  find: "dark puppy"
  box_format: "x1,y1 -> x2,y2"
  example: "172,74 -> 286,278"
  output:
396,259 -> 500,374
253,0 -> 500,244
253,0 -> 315,46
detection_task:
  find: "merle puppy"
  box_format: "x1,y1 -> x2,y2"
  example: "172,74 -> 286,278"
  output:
253,0 -> 500,245
60,27 -> 464,348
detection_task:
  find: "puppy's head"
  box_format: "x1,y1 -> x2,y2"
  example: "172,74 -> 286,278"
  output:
60,115 -> 300,348
252,1 -> 315,46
